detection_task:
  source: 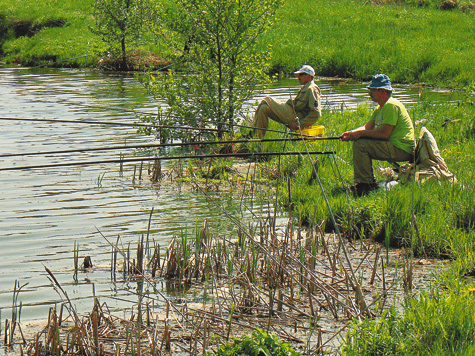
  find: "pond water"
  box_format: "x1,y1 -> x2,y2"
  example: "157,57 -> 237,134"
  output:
0,67 -> 454,340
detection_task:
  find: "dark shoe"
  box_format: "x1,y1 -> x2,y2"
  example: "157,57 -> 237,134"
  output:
241,130 -> 255,139
349,182 -> 379,197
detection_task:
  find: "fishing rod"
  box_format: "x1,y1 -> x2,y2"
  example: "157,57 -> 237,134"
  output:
0,137 -> 341,158
0,117 -> 227,133
0,116 -> 307,137
0,151 -> 336,172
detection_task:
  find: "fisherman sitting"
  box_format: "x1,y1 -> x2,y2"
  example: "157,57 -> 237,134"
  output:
340,74 -> 415,197
250,65 -> 322,138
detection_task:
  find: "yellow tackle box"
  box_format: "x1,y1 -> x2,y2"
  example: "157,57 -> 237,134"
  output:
298,125 -> 324,137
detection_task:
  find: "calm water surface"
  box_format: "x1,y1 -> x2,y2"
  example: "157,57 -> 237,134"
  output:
0,67 -> 430,333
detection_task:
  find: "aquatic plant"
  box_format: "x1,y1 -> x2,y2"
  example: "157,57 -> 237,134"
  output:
205,328 -> 302,356
342,286 -> 475,355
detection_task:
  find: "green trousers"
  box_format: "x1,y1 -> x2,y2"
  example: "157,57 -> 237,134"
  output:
353,138 -> 413,184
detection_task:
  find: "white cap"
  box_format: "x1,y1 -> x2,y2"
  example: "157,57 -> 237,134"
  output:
294,65 -> 315,77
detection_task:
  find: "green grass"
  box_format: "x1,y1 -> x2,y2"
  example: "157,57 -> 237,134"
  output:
0,0 -> 101,66
247,98 -> 475,269
262,0 -> 475,88
342,284 -> 475,355
0,0 -> 168,68
1,0 -> 475,88
204,328 -> 302,356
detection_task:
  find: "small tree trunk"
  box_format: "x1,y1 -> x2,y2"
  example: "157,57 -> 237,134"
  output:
121,36 -> 127,71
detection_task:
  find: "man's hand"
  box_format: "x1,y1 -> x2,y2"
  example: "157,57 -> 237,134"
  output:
340,131 -> 360,141
341,124 -> 394,141
287,121 -> 299,130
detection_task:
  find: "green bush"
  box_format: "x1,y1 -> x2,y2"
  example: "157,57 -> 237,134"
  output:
205,329 -> 302,356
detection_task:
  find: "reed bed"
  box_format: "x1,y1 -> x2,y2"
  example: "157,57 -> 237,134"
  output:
13,200 -> 436,355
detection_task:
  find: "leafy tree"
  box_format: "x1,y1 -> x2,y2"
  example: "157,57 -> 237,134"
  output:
139,0 -> 283,142
92,0 -> 153,70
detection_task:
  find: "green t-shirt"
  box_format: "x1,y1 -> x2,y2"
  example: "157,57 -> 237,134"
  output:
370,97 -> 415,154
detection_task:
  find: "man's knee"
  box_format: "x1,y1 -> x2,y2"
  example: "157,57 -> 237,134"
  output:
257,101 -> 270,114
353,139 -> 368,154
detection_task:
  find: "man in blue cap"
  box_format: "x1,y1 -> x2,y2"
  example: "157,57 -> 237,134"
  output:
340,74 -> 415,197
250,65 -> 322,138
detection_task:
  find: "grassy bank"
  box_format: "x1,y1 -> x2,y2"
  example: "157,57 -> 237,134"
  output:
262,0 -> 475,89
1,0 -> 474,88
244,97 -> 475,353
0,0 -> 168,68
254,98 -> 475,271
0,0 -> 101,67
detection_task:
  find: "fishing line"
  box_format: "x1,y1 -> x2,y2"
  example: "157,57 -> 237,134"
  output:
0,151 -> 336,172
291,98 -> 362,291
0,116 -> 225,132
0,116 -> 308,137
0,137 -> 341,158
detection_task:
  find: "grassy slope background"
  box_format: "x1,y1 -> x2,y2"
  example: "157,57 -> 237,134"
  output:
0,0 -> 474,89
264,0 -> 475,88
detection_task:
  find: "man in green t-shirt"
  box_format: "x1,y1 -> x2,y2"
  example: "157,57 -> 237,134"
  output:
340,74 -> 415,197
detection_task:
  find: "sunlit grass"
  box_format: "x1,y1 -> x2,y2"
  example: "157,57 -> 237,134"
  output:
262,0 -> 475,88
1,0 -> 475,87
342,283 -> 475,355
249,99 -> 475,271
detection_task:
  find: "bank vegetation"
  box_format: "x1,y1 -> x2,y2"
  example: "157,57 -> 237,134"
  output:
0,0 -> 474,89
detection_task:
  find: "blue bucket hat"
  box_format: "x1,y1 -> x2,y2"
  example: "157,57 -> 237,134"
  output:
366,73 -> 393,91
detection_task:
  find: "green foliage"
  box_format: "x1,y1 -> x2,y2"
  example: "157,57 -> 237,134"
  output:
342,286 -> 475,355
204,328 -> 302,356
261,0 -> 475,88
91,0 -> 154,70
138,0 -> 283,141
343,307 -> 403,356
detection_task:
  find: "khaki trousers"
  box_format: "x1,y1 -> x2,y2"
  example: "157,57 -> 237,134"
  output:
353,138 -> 413,184
253,97 -> 296,138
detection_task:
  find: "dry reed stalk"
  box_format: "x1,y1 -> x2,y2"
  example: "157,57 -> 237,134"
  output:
320,233 -> 335,272
4,319 -> 9,346
380,256 -> 388,312
354,246 -> 375,274
45,308 -> 58,355
164,302 -> 171,351
307,283 -> 317,324
92,310 -> 99,355
150,244 -> 160,278
403,258 -> 414,294
150,154 -> 161,183
277,289 -> 283,312
164,238 -> 177,278
370,247 -> 381,285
